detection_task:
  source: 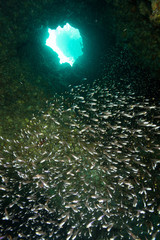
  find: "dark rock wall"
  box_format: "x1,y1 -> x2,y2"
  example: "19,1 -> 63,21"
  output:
105,0 -> 160,78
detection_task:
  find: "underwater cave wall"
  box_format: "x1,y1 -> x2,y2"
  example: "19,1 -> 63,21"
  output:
105,0 -> 160,79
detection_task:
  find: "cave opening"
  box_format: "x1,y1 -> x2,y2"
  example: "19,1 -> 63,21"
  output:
45,23 -> 84,67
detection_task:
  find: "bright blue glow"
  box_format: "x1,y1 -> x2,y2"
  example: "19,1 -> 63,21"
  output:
46,23 -> 83,66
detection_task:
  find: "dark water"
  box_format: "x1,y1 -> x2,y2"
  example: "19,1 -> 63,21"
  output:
0,66 -> 160,240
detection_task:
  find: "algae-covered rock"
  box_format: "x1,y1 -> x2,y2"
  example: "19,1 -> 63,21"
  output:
150,0 -> 160,24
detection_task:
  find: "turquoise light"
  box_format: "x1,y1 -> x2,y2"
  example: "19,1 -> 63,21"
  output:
46,23 -> 83,66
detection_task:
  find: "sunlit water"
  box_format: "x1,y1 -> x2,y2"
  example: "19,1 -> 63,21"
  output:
46,23 -> 83,66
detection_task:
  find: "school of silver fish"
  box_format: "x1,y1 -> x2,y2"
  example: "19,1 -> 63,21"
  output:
0,78 -> 160,240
